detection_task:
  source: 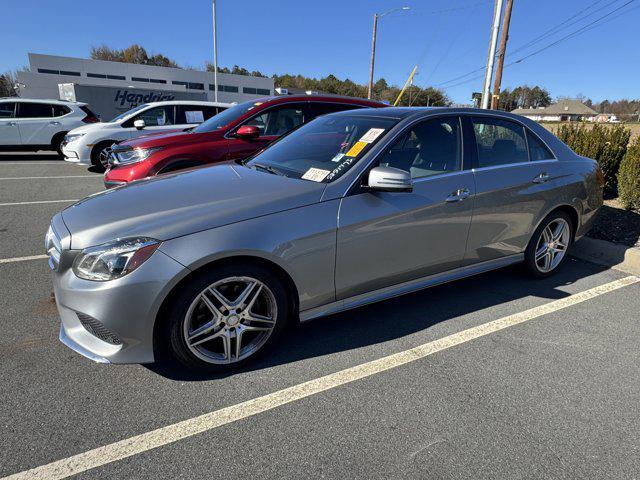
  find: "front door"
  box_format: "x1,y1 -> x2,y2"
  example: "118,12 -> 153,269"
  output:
226,103 -> 309,162
0,102 -> 19,146
335,116 -> 475,300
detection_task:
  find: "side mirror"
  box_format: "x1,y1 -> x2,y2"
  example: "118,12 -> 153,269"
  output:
367,166 -> 413,193
235,125 -> 260,139
133,119 -> 146,130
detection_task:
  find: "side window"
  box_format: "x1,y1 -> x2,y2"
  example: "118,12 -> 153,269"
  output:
201,106 -> 221,120
52,105 -> 70,117
0,102 -> 16,118
378,117 -> 462,180
309,102 -> 363,119
244,104 -> 307,136
526,129 -> 555,161
471,117 -> 529,167
175,105 -> 209,125
134,106 -> 175,127
17,102 -> 54,118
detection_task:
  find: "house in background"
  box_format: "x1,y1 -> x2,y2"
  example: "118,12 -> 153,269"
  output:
511,99 -> 597,122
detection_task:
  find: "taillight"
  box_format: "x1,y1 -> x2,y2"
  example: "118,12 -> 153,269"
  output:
595,166 -> 605,187
80,106 -> 99,123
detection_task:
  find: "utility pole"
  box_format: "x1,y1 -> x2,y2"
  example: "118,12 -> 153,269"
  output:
212,0 -> 219,102
367,13 -> 378,99
481,0 -> 503,109
491,0 -> 514,110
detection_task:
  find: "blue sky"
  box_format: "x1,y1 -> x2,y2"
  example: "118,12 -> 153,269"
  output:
1,0 -> 638,103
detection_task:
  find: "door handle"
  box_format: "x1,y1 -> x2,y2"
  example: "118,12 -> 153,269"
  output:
445,188 -> 470,203
6,121 -> 17,126
532,172 -> 549,184
49,121 -> 61,126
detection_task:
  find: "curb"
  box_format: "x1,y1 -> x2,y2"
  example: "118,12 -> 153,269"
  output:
571,236 -> 640,275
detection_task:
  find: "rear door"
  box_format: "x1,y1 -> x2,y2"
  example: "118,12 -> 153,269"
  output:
15,102 -> 57,145
335,115 -> 475,299
0,101 -> 19,146
226,102 -> 310,162
465,115 -> 563,262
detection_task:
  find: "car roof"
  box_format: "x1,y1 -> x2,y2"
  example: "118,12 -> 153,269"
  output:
144,100 -> 234,107
2,97 -> 87,106
326,106 -> 547,123
255,94 -> 387,107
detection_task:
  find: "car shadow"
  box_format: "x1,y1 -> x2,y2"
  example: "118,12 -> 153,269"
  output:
146,259 -> 610,381
0,152 -> 62,161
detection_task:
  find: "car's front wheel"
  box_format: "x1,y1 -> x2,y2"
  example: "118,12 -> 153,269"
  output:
165,263 -> 290,371
524,211 -> 573,277
91,141 -> 115,172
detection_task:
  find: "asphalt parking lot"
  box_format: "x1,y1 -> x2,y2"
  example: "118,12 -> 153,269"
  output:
1,154 -> 639,480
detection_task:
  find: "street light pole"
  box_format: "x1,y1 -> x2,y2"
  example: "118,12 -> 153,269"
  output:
481,0 -> 503,109
367,6 -> 410,100
212,0 -> 219,103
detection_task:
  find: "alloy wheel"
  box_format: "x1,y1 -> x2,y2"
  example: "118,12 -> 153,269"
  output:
183,276 -> 278,364
98,146 -> 112,169
534,218 -> 570,273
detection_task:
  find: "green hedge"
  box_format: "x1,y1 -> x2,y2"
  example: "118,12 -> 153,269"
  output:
618,136 -> 640,210
556,123 -> 630,196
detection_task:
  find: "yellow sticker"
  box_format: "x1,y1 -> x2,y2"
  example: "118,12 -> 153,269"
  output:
345,141 -> 368,158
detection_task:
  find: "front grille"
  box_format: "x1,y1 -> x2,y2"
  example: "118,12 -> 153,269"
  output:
76,312 -> 123,345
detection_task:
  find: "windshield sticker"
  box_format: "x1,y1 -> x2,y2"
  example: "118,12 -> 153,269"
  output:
359,128 -> 385,143
345,141 -> 368,158
326,157 -> 357,181
302,167 -> 331,182
331,152 -> 345,163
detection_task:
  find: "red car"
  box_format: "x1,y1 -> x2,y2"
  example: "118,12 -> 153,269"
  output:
104,95 -> 386,188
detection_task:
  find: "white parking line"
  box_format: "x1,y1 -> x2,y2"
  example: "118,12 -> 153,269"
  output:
3,275 -> 638,480
0,175 -> 98,180
0,255 -> 48,264
0,162 -> 69,165
0,199 -> 78,207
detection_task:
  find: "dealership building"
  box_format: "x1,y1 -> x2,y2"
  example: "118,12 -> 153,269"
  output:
16,53 -> 275,119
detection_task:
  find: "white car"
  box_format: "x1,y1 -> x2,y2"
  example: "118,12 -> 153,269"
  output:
62,100 -> 232,169
0,98 -> 99,155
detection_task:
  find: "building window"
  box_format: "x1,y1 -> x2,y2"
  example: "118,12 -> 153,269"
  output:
37,69 -> 59,74
172,81 -> 188,86
107,74 -> 126,80
243,87 -> 258,94
187,82 -> 204,90
132,77 -> 150,83
149,79 -> 167,84
256,88 -> 271,96
87,73 -> 107,79
60,70 -> 81,76
212,84 -> 239,93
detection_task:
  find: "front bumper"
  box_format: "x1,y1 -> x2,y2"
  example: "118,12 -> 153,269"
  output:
62,142 -> 91,165
53,247 -> 187,364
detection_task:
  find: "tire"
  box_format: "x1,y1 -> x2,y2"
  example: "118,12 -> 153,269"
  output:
52,132 -> 67,158
164,263 -> 291,372
524,211 -> 574,277
90,141 -> 115,172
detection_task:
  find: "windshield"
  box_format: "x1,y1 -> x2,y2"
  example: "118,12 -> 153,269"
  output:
245,114 -> 398,183
109,104 -> 150,123
193,100 -> 266,133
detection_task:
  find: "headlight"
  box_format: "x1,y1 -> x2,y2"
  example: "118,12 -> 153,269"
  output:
64,133 -> 85,143
113,147 -> 162,165
72,237 -> 160,281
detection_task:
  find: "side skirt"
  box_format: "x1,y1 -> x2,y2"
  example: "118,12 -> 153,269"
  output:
299,254 -> 524,322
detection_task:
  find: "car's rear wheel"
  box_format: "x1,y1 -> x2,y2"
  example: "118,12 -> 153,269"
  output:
91,141 -> 115,172
165,264 -> 290,371
524,211 -> 573,277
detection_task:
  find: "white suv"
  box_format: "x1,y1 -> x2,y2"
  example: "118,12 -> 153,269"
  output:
62,100 -> 232,170
0,98 -> 98,155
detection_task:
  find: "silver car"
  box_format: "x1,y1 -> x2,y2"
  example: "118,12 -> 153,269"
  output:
47,108 -> 603,371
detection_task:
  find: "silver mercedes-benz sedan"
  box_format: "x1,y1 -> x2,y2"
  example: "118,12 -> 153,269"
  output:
47,107 -> 603,371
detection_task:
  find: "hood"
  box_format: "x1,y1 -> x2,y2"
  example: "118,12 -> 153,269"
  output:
61,164 -> 325,249
66,123 -> 105,135
120,129 -> 221,149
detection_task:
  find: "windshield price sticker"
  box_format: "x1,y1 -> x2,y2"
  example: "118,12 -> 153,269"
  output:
359,128 -> 385,143
302,167 -> 331,182
345,141 -> 368,158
